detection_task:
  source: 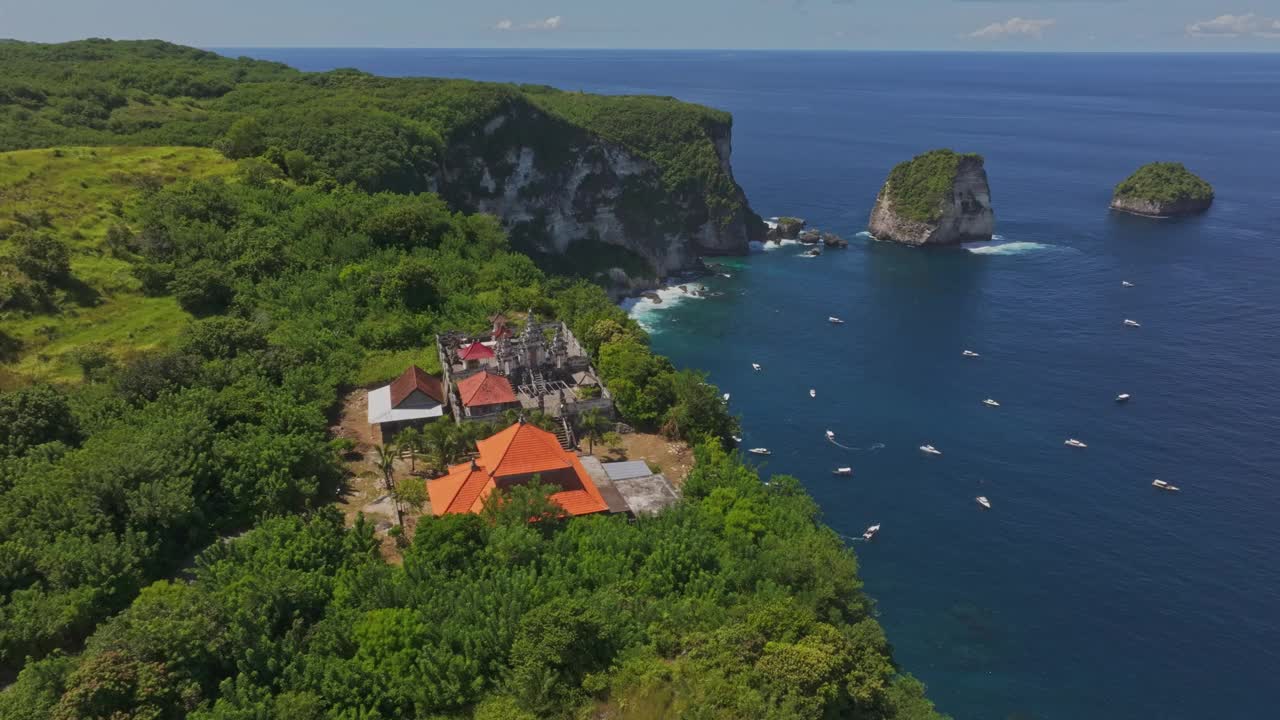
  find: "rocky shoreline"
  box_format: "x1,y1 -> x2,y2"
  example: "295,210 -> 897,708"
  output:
763,216 -> 849,248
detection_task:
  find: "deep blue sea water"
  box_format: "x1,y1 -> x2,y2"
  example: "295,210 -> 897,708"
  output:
221,49 -> 1280,720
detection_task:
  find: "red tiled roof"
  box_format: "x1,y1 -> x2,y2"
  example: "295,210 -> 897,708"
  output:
458,341 -> 495,362
457,371 -> 516,408
389,365 -> 444,406
427,421 -> 607,517
476,421 -> 573,478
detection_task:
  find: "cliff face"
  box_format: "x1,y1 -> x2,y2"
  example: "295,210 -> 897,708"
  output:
1109,196 -> 1212,218
868,155 -> 995,246
433,101 -> 762,277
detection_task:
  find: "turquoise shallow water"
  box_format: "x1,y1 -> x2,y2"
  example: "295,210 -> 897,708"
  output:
224,49 -> 1280,719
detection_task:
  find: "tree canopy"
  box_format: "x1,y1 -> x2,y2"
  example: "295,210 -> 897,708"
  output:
1112,162 -> 1214,204
882,149 -> 982,223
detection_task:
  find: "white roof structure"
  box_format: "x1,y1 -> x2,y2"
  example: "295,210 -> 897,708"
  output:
367,385 -> 444,425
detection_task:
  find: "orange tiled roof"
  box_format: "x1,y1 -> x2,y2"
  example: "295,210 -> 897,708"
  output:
457,371 -> 516,407
427,421 -> 607,517
458,341 -> 495,362
389,365 -> 444,406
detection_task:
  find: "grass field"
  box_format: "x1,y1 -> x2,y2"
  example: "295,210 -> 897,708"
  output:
0,146 -> 235,387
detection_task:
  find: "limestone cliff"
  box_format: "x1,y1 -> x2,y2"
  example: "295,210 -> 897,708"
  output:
433,99 -> 763,278
867,150 -> 994,246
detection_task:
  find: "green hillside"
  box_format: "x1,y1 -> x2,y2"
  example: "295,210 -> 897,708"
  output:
0,146 -> 234,385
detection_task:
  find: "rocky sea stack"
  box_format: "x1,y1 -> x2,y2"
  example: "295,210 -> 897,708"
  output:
867,149 -> 995,246
1110,162 -> 1214,217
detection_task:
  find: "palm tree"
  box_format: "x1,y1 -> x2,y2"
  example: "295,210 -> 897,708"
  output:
577,409 -> 609,454
394,427 -> 422,473
374,443 -> 397,492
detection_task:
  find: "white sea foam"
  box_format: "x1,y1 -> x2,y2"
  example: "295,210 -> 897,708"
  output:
965,240 -> 1050,256
751,238 -> 800,253
622,283 -> 706,332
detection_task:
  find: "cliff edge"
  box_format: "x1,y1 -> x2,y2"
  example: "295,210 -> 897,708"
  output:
868,149 -> 994,246
1110,162 -> 1213,217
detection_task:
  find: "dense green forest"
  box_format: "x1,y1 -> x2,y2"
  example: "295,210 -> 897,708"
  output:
1112,162 -> 1213,204
882,149 -> 982,223
0,39 -> 751,220
0,38 -> 942,718
0,445 -> 942,719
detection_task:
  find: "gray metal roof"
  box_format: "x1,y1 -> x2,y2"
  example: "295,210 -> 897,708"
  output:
602,460 -> 653,481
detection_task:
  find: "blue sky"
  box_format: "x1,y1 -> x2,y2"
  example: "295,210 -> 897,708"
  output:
4,0 -> 1280,51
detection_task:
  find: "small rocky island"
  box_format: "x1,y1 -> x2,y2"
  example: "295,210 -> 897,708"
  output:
1110,162 -> 1214,217
867,149 -> 995,246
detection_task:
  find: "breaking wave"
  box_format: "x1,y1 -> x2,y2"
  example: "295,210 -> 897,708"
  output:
621,283 -> 706,332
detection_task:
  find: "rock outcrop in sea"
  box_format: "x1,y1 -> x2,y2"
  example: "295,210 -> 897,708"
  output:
1109,162 -> 1214,217
867,149 -> 995,246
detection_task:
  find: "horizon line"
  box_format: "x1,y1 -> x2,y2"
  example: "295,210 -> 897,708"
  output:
202,45 -> 1280,56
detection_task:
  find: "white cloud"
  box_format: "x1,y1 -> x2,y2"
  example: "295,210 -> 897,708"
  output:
1186,13 -> 1280,38
493,16 -> 564,32
968,17 -> 1056,40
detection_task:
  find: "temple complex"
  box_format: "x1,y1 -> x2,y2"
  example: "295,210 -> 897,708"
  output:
437,311 -> 613,426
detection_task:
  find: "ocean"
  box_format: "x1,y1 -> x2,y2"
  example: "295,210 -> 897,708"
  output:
220,48 -> 1280,720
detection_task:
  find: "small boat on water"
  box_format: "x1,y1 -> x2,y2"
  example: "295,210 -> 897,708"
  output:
749,448 -> 771,456
1064,438 -> 1088,449
976,496 -> 992,510
752,363 -> 762,371
720,272 -> 732,278
1152,479 -> 1181,492
833,467 -> 853,476
826,430 -> 836,442
962,350 -> 980,358
809,388 -> 816,398
919,444 -> 942,456
828,316 -> 845,324
723,392 -> 731,403
1122,281 -> 1135,287
983,398 -> 1000,407
1115,393 -> 1131,402
1124,319 -> 1141,328
862,523 -> 881,540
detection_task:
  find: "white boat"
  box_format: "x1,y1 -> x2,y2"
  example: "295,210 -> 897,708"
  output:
752,363 -> 762,371
862,523 -> 881,540
1122,281 -> 1134,287
723,392 -> 731,403
1152,479 -> 1181,492
749,448 -> 771,456
1115,393 -> 1131,402
983,398 -> 1000,407
919,444 -> 942,456
833,467 -> 853,476
1124,319 -> 1141,328
1064,438 -> 1088,449
962,350 -> 980,358
826,430 -> 836,442
828,316 -> 845,324
720,272 -> 732,278
976,496 -> 992,510
809,388 -> 816,398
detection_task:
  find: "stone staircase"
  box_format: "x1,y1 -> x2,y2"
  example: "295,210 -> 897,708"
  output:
555,416 -> 576,450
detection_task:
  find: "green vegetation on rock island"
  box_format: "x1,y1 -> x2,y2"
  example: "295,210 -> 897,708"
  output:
0,38 -> 944,719
1112,162 -> 1214,205
883,149 -> 982,223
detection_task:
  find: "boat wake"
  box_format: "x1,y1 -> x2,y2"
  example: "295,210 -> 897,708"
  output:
829,439 -> 885,452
